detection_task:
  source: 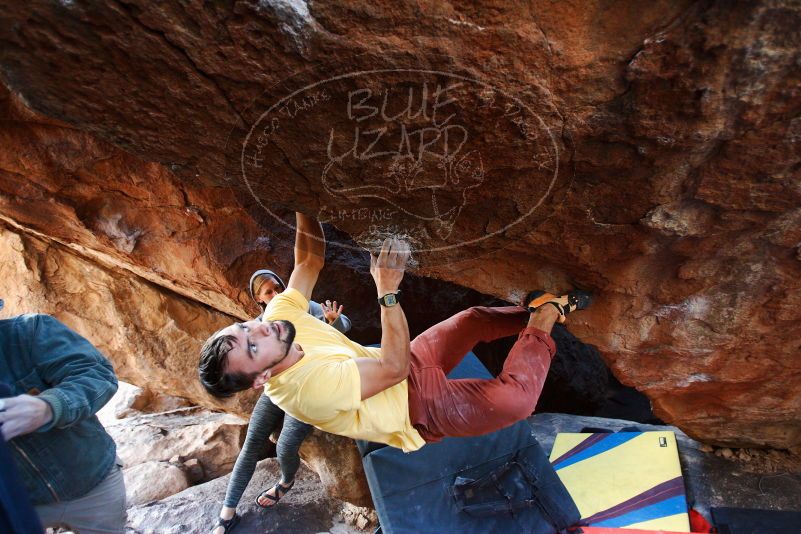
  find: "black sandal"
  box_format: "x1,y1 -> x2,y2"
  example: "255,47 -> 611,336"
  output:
215,513 -> 240,533
525,289 -> 593,323
255,479 -> 295,508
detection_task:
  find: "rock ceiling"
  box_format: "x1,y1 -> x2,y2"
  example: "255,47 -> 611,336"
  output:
0,0 -> 799,449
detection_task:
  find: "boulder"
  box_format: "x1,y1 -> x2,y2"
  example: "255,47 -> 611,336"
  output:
112,385 -> 194,420
114,384 -> 153,419
298,430 -> 373,507
143,391 -> 195,414
124,461 -> 191,507
97,382 -> 146,427
106,407 -> 248,481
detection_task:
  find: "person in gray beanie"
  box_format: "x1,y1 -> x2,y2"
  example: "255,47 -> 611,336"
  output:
248,269 -> 351,332
212,270 -> 352,533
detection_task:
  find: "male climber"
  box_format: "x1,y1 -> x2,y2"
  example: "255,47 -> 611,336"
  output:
199,213 -> 591,451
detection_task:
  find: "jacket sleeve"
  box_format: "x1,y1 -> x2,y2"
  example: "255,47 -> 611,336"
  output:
331,313 -> 352,334
28,315 -> 118,432
308,300 -> 324,321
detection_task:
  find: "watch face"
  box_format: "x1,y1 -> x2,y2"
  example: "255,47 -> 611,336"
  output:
385,294 -> 397,306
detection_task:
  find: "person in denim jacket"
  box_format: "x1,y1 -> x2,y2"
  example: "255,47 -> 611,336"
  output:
0,303 -> 126,533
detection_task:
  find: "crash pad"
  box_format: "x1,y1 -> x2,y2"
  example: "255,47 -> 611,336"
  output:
550,431 -> 690,532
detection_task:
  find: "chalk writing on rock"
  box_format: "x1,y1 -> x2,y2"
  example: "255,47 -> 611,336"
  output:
233,69 -> 560,264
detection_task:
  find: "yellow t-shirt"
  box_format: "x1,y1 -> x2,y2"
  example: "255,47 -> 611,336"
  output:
262,288 -> 425,452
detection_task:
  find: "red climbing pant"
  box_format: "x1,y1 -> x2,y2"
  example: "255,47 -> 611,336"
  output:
406,306 -> 557,442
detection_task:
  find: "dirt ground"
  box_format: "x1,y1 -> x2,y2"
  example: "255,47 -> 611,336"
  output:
704,444 -> 801,475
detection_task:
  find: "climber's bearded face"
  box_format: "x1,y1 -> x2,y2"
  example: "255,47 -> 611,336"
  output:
221,319 -> 297,381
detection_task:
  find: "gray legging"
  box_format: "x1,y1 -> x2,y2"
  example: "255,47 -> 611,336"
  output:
223,394 -> 313,508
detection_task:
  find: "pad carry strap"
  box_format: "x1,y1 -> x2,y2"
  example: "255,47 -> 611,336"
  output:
452,458 -> 544,519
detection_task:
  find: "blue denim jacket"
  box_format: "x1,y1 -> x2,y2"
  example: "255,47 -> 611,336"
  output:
0,314 -> 118,505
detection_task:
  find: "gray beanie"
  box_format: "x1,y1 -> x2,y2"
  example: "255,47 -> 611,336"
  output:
248,269 -> 286,309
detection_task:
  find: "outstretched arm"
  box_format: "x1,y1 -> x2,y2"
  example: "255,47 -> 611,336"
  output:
354,238 -> 411,400
286,212 -> 325,301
